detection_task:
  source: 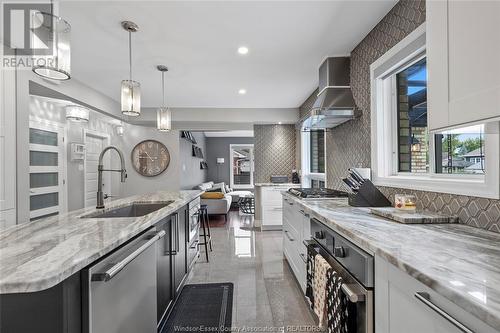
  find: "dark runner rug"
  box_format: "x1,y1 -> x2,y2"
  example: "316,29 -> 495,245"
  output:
162,283 -> 233,333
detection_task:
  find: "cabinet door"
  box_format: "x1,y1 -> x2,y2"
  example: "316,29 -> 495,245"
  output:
428,0 -> 500,130
375,255 -> 498,333
156,217 -> 173,325
447,0 -> 500,127
173,206 -> 187,295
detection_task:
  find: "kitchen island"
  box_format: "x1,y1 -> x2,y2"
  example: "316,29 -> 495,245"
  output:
282,191 -> 500,332
0,190 -> 202,333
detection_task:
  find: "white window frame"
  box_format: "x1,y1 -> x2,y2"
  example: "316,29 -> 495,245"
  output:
301,129 -> 326,187
370,23 -> 500,199
229,144 -> 254,189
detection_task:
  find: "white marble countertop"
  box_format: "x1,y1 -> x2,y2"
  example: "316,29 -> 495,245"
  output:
282,192 -> 500,330
254,183 -> 300,187
0,190 -> 202,294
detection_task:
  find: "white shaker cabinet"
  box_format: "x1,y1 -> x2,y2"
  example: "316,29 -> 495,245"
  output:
427,0 -> 500,131
259,184 -> 300,230
375,255 -> 498,333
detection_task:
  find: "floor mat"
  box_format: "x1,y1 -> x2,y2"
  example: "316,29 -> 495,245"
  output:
162,283 -> 233,333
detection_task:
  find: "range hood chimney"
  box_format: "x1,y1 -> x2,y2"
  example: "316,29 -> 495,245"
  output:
301,57 -> 360,130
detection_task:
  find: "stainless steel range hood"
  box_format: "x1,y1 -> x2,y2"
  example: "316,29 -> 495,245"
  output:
301,57 -> 360,130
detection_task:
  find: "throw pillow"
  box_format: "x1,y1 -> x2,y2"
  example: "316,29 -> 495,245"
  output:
212,182 -> 227,194
201,192 -> 225,199
225,185 -> 232,193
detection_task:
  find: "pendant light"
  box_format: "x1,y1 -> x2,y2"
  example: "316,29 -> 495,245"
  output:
65,105 -> 89,122
156,65 -> 172,132
121,21 -> 141,116
31,2 -> 71,80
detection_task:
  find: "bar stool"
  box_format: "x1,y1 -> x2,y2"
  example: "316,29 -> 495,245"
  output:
198,204 -> 213,262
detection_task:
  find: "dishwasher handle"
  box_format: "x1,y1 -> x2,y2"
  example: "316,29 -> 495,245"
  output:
92,230 -> 166,282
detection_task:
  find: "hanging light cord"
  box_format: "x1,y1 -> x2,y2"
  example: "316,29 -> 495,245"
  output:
128,31 -> 132,81
162,71 -> 165,107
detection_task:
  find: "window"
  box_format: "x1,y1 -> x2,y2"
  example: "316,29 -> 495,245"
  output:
396,58 -> 428,173
301,129 -> 326,188
229,144 -> 254,189
371,24 -> 500,198
435,125 -> 485,175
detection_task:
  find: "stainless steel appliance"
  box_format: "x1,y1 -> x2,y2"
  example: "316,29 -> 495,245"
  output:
300,57 -> 361,130
83,228 -> 165,333
288,187 -> 348,199
187,199 -> 200,268
309,218 -> 374,332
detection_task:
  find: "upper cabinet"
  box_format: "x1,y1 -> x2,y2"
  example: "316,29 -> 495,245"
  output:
427,0 -> 500,131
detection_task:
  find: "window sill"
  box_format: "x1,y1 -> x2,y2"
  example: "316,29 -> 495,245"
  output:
373,174 -> 499,199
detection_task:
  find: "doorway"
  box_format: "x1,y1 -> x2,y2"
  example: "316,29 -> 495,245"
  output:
84,130 -> 111,208
229,144 -> 254,189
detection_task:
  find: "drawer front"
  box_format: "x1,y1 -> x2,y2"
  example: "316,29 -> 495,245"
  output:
263,207 -> 283,226
283,226 -> 306,290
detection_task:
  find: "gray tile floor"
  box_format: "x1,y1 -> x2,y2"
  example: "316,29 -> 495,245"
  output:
186,211 -> 316,330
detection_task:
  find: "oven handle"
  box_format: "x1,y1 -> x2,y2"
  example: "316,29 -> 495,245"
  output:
304,239 -> 367,304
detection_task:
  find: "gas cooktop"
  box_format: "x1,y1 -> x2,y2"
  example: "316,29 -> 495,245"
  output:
287,188 -> 349,199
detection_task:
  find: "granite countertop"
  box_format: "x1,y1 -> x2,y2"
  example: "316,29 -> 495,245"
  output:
254,183 -> 300,187
0,190 -> 202,294
282,192 -> 500,330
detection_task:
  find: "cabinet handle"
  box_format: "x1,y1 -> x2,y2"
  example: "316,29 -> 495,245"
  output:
414,292 -> 474,333
190,240 -> 199,249
284,230 -> 295,241
92,230 -> 166,282
299,253 -> 307,264
299,209 -> 310,218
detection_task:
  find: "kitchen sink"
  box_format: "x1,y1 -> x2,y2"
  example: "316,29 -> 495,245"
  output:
82,202 -> 173,218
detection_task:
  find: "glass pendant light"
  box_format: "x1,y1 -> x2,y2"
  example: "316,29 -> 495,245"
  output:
156,65 -> 172,132
65,105 -> 89,122
121,21 -> 141,116
31,4 -> 71,80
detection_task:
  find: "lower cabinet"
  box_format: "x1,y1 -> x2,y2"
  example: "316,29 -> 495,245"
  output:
157,204 -> 189,329
375,254 -> 498,333
282,197 -> 310,292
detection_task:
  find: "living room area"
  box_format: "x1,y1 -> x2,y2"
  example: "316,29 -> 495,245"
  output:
180,125 -> 301,228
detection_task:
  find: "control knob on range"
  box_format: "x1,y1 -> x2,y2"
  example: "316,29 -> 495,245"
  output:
334,246 -> 346,258
314,231 -> 325,240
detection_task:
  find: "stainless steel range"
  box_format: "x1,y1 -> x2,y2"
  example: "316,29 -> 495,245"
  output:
288,187 -> 349,199
308,218 -> 374,332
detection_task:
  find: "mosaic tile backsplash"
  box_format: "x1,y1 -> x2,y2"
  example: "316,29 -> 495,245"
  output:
254,124 -> 296,183
299,0 -> 500,233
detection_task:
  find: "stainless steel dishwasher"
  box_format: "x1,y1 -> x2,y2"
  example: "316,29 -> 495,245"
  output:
83,227 -> 166,333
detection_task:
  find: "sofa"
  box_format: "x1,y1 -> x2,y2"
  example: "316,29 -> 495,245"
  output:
193,181 -> 253,221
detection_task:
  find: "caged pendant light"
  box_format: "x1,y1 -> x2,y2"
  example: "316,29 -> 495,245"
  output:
31,3 -> 71,80
156,65 -> 172,132
121,21 -> 141,116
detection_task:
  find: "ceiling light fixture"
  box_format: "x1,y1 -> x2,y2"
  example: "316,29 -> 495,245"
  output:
156,65 -> 172,132
31,6 -> 71,80
237,46 -> 249,55
65,105 -> 89,122
238,89 -> 247,95
121,21 -> 141,116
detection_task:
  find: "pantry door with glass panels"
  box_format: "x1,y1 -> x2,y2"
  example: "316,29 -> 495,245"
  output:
29,121 -> 67,220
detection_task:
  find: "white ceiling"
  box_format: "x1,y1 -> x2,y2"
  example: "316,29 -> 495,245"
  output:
60,1 -> 397,109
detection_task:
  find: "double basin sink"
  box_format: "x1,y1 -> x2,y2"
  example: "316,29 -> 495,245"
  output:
81,201 -> 173,218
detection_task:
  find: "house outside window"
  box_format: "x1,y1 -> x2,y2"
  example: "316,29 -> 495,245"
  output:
301,129 -> 326,188
370,24 -> 499,198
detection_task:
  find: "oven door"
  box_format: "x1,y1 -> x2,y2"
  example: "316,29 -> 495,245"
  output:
307,239 -> 374,333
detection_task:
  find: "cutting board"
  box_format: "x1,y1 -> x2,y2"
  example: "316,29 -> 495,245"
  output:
370,207 -> 458,224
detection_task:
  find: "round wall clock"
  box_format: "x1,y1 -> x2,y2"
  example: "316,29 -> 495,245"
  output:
131,140 -> 170,177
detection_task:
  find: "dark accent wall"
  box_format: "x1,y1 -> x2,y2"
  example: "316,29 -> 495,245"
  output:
205,136 -> 254,186
299,0 -> 500,233
254,124 -> 297,183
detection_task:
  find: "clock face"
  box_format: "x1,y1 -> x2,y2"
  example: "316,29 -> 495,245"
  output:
131,140 -> 170,177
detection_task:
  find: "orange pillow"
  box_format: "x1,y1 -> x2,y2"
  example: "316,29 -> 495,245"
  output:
201,192 -> 225,199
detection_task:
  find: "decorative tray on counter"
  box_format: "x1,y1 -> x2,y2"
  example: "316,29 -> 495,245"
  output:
370,207 -> 458,224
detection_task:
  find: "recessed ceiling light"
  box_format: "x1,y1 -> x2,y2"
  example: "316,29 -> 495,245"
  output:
238,89 -> 247,95
237,46 -> 249,55
278,122 -> 282,125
